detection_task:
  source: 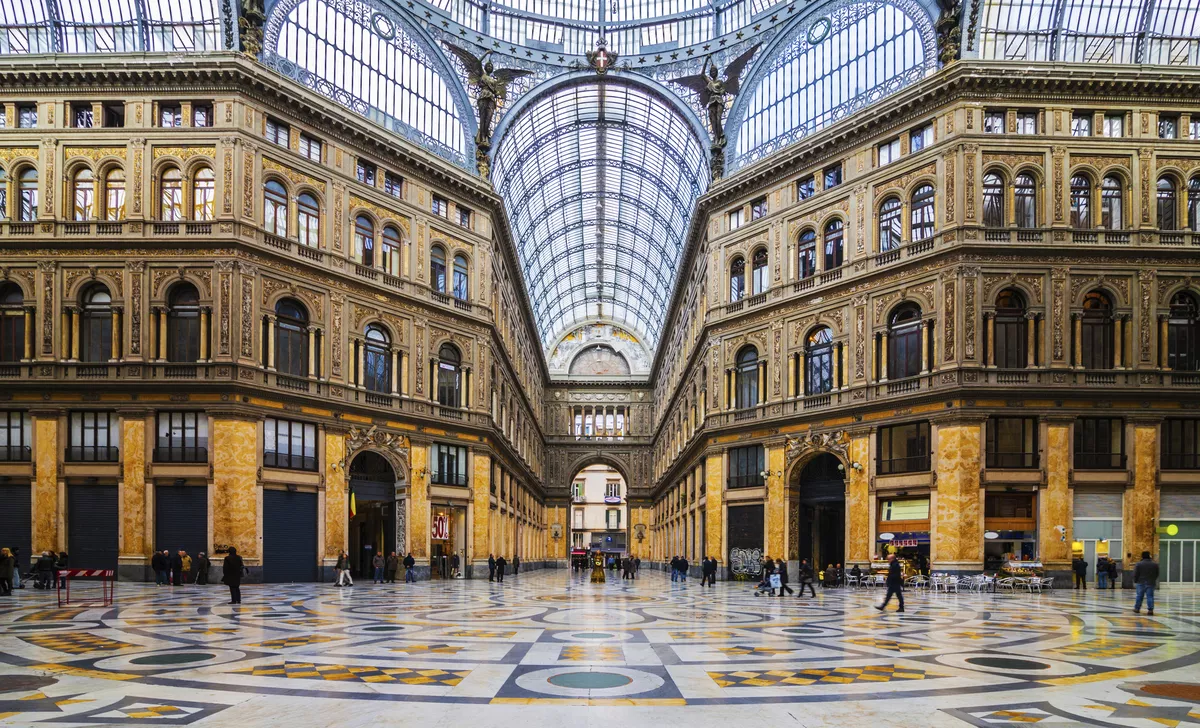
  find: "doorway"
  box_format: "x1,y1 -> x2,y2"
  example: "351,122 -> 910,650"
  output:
430,504 -> 467,579
794,454 -> 845,572
348,452 -> 397,578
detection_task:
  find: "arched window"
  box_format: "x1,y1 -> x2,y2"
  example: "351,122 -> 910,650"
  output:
823,219 -> 844,269
729,256 -> 745,301
18,167 -> 38,221
982,172 -> 1004,227
193,167 -> 215,221
437,343 -> 461,407
431,245 -> 447,293
1102,175 -> 1123,229
264,180 -> 288,236
750,248 -> 769,294
297,193 -> 319,247
1158,177 -> 1179,230
103,168 -> 125,221
735,346 -> 758,409
0,282 -> 25,362
1081,290 -> 1114,370
797,229 -> 816,280
910,184 -> 935,243
1014,173 -> 1037,228
166,283 -> 200,363
1069,174 -> 1091,229
878,197 -> 902,252
887,303 -> 923,380
0,168 -> 7,219
452,254 -> 469,301
160,167 -> 182,221
1167,291 -> 1198,371
80,284 -> 113,363
994,289 -> 1028,369
381,226 -> 401,274
1188,177 -> 1200,232
72,168 -> 94,221
275,299 -> 308,377
355,215 -> 374,267
805,326 -> 834,395
363,324 -> 391,393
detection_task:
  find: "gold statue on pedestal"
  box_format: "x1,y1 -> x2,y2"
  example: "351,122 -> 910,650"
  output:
590,551 -> 606,583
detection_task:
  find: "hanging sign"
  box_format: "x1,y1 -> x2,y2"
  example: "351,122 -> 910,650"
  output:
431,513 -> 449,540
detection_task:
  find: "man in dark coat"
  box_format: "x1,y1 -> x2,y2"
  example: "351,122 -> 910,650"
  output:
775,558 -> 795,597
170,550 -> 184,586
487,554 -> 496,582
1106,558 -> 1118,591
678,556 -> 689,583
386,552 -> 399,583
875,553 -> 905,612
222,547 -> 246,604
195,552 -> 210,585
151,550 -> 168,585
1072,556 -> 1088,590
513,555 -> 520,575
495,555 -> 507,582
403,552 -> 416,583
797,558 -> 816,598
1133,551 -> 1160,615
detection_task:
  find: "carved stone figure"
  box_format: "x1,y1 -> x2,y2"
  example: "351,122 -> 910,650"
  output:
668,44 -> 761,179
785,430 -> 850,466
936,1 -> 963,65
442,43 -> 534,179
238,0 -> 265,57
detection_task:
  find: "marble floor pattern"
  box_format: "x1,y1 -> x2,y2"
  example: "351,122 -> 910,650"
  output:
2,571 -> 1200,726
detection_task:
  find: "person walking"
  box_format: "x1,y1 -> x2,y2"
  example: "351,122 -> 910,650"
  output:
386,552 -> 399,583
372,552 -> 385,583
11,548 -> 21,590
634,557 -> 640,577
678,556 -> 689,583
0,547 -> 14,596
180,551 -> 192,585
36,551 -> 55,589
1133,551 -> 1160,616
761,557 -> 776,596
875,553 -> 905,612
152,550 -> 167,585
513,554 -> 520,576
54,552 -> 68,589
776,558 -> 795,597
222,547 -> 246,605
1107,558 -> 1118,591
699,556 -> 713,587
169,550 -> 184,586
335,551 -> 354,587
798,559 -> 816,598
195,552 -> 210,585
670,556 -> 679,582
403,552 -> 416,583
1073,556 -> 1088,590
495,555 -> 507,582
488,554 -> 496,582
451,552 -> 460,578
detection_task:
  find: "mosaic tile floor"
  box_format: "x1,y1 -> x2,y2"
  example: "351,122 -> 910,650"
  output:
2,571 -> 1199,726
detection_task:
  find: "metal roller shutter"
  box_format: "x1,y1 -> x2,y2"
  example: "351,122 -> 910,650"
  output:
1161,487 -> 1200,520
263,489 -> 318,583
0,484 -> 32,570
155,485 -> 208,557
1072,489 -> 1124,519
67,484 -> 118,571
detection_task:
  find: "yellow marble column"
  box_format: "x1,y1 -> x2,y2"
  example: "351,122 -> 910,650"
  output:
472,452 -> 491,562
211,417 -> 260,562
119,414 -> 148,564
409,443 -> 429,559
1040,421 -> 1072,572
845,432 -> 872,562
32,413 -> 61,553
933,420 -> 984,571
1127,422 -> 1160,558
765,444 -> 786,558
324,430 -> 346,562
705,452 -> 724,568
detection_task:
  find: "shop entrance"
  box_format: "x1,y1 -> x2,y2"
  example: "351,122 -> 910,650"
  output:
430,504 -> 467,579
794,455 -> 845,573
348,452 -> 397,579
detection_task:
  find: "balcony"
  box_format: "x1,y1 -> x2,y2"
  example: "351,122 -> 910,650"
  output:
985,452 -> 1038,469
264,233 -> 291,252
438,406 -> 464,420
163,365 -> 198,379
0,445 -> 32,462
727,474 -> 765,489
875,248 -> 901,266
153,222 -> 180,235
746,292 -> 767,307
1162,453 -> 1200,470
877,455 -> 930,476
263,451 -> 318,471
153,445 -> 209,463
432,472 -> 469,487
355,264 -> 379,281
363,391 -> 393,408
66,446 -> 120,462
733,406 -> 758,422
275,374 -> 310,392
1074,452 -> 1127,470
906,238 -> 934,256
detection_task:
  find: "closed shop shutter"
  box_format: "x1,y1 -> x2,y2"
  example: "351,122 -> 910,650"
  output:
1073,488 -> 1124,519
0,484 -> 32,569
263,489 -> 318,583
1161,487 -> 1200,520
155,485 -> 208,557
67,484 -> 118,571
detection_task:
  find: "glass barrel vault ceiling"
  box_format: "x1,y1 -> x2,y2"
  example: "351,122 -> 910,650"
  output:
0,0 -> 227,53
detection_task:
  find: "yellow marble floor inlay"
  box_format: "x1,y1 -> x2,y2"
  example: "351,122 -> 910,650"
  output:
560,645 -> 624,661
232,662 -> 470,686
715,646 -> 797,656
844,638 -> 932,653
390,644 -> 468,655
708,664 -> 945,687
1048,638 -> 1160,658
21,632 -> 135,654
245,635 -> 346,649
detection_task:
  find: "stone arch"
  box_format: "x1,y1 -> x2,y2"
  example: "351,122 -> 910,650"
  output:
565,452 -> 634,489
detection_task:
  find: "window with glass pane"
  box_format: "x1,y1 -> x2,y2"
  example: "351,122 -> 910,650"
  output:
878,197 -> 902,252
18,168 -> 37,221
880,498 -> 929,521
432,196 -> 448,217
986,417 -> 1038,468
72,169 -> 94,221
984,111 -> 1005,133
727,444 -> 764,488
1074,417 -> 1124,469
887,304 -> 923,380
1162,419 -> 1200,470
166,283 -> 200,363
823,164 -> 842,189
1158,177 -> 1179,230
805,327 -> 833,395
0,411 -> 30,462
274,299 -> 308,377
457,206 -> 472,228
297,193 -> 319,247
193,104 -> 212,128
1102,176 -> 1123,229
263,417 -> 317,470
155,411 -> 207,462
797,229 -> 816,279
994,288 -> 1028,368
1160,116 -> 1179,139
1081,290 -> 1114,370
80,285 -> 113,362
384,173 -> 403,198
983,172 -> 1004,227
355,215 -> 374,266
1069,175 -> 1091,228
1191,119 -> 1200,141
750,196 -> 768,220
18,105 -> 36,128
735,347 -> 758,409
1188,177 -> 1200,231
910,123 -> 933,152
263,180 -> 287,235
729,257 -> 745,301
910,184 -> 935,242
381,227 -> 401,274
878,138 -> 900,165
72,104 -> 93,128
363,324 -> 391,393
1103,114 -> 1124,137
823,219 -> 844,269
796,175 -> 815,200
160,167 -> 182,221
0,169 -> 6,218
877,421 -> 930,474
68,411 -> 117,462
193,167 -> 215,221
265,117 -> 288,146
431,246 -> 447,293
432,443 -> 469,485
0,283 -> 25,364
356,160 -> 376,186
452,255 -> 469,301
1014,173 -> 1037,228
750,249 -> 768,294
1168,292 -> 1198,371
437,344 -> 461,407
1015,111 -> 1037,134
1071,113 -> 1092,136
160,105 -> 182,127
728,208 -> 743,230
103,169 -> 125,220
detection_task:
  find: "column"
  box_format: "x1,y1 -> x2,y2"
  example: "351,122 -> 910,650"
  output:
1073,313 -> 1083,368
788,353 -> 797,398
920,320 -> 931,373
464,368 -> 472,408
266,315 -> 277,370
1114,315 -> 1124,368
725,369 -> 733,408
844,431 -> 872,563
1041,418 -> 1072,576
1159,315 -> 1170,369
878,333 -> 888,381
1123,314 -> 1133,370
1026,312 -> 1037,368
1127,420 -> 1160,560
23,307 -> 33,360
400,351 -> 408,395
211,416 -> 260,567
832,344 -> 842,390
70,308 -> 80,361
323,428 -> 347,578
111,307 -> 121,361
765,444 -> 785,558
199,308 -> 210,361
757,360 -> 767,404
61,309 -> 70,361
158,308 -> 168,360
307,327 -> 316,377
391,350 -> 400,395
32,411 -> 61,554
119,412 -> 149,577
409,444 -> 429,560
356,340 -> 365,387
985,313 -> 995,366
932,418 -> 984,572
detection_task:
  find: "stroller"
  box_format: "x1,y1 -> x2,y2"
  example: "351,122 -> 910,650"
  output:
24,568 -> 54,590
753,568 -> 780,597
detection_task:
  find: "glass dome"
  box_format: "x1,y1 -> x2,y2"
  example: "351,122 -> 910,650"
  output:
0,0 -> 228,53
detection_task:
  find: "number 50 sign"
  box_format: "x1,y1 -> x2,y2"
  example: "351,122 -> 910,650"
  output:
431,513 -> 449,540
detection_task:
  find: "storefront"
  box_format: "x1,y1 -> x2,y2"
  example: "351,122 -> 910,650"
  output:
876,495 -> 930,573
430,503 -> 467,578
984,488 -> 1038,571
1160,486 -> 1200,583
1071,487 -> 1123,583
726,503 -> 764,579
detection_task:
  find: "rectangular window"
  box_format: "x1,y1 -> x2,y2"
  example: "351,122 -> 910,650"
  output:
1103,114 -> 1124,138
985,492 -> 1035,519
606,509 -> 621,529
796,175 -> 815,200
1162,419 -> 1200,470
102,102 -> 125,128
878,137 -> 901,165
67,411 -> 119,462
727,208 -> 744,230
1191,118 -> 1200,141
1071,113 -> 1092,137
727,444 -> 765,488
823,164 -> 842,189
877,421 -> 931,475
432,196 -> 449,217
986,417 -> 1038,468
1015,111 -> 1037,135
18,105 -> 37,128
573,481 -> 584,499
384,172 -> 404,198
192,103 -> 213,128
983,110 -> 1006,134
457,205 -> 472,228
264,117 -> 289,146
431,443 -> 469,485
909,123 -> 933,152
298,134 -> 322,163
155,411 -> 209,463
0,411 -> 31,462
1074,417 -> 1125,470
573,508 -> 584,529
72,104 -> 94,128
263,417 -> 318,471
1159,115 -> 1179,139
159,104 -> 182,128
750,196 -> 768,220
356,160 -> 377,186
605,481 -> 621,499
880,498 -> 930,521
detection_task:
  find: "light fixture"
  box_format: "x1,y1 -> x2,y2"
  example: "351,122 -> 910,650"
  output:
984,531 -> 999,540
879,532 -> 895,541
